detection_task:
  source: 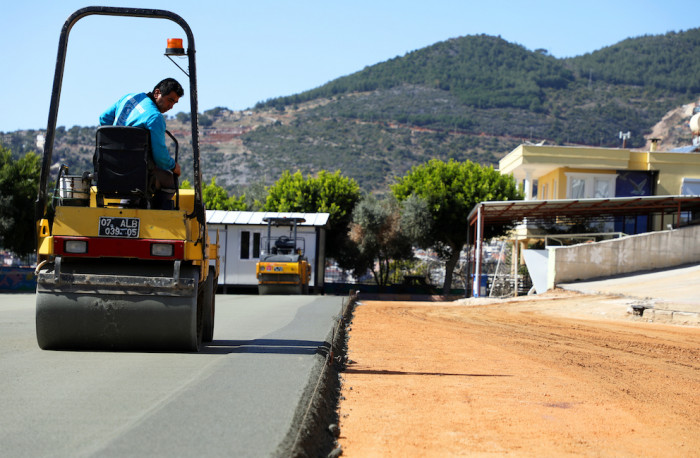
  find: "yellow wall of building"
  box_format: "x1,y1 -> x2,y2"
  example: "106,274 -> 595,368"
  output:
537,168 -> 617,200
501,145 -> 700,199
628,151 -> 650,171
647,152 -> 700,195
498,145 -> 525,174
537,169 -> 560,199
499,145 -> 631,178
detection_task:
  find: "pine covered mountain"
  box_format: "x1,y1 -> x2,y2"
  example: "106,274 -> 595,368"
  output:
3,28 -> 700,193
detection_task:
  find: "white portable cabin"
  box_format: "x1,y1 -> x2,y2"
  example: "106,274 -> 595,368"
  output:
206,210 -> 329,292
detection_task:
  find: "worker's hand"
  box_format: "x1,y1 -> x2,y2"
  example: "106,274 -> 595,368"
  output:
172,163 -> 181,177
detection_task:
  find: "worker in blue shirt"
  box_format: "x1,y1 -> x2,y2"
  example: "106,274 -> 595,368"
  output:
99,78 -> 183,207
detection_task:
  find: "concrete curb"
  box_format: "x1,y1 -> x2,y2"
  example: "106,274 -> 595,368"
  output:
277,292 -> 357,457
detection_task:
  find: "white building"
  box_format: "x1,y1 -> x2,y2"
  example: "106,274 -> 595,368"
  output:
206,210 -> 330,292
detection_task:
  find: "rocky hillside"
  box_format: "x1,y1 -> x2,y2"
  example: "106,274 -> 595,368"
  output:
3,29 -> 700,193
644,101 -> 700,150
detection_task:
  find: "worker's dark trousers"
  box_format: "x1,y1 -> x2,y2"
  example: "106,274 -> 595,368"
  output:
153,168 -> 177,210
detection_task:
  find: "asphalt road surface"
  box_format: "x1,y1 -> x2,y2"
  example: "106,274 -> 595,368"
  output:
0,293 -> 345,457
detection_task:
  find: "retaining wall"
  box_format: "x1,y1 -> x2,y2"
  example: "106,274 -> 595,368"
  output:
548,225 -> 700,289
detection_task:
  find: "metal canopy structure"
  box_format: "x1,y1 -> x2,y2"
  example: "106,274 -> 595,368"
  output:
467,195 -> 700,227
466,195 -> 700,297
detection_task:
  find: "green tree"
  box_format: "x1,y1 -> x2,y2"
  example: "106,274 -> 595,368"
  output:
175,112 -> 191,124
198,114 -> 213,127
398,194 -> 433,248
0,146 -> 41,257
202,177 -> 247,211
239,179 -> 268,211
349,195 -> 414,286
264,170 -> 361,262
392,158 -> 522,293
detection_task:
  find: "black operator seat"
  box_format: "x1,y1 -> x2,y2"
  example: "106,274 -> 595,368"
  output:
94,126 -> 154,208
274,236 -> 296,254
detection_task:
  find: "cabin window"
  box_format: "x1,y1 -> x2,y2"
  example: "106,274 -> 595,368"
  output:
252,233 -> 261,258
240,231 -> 262,260
240,231 -> 250,259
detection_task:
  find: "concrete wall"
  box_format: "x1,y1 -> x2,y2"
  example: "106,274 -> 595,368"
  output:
548,225 -> 700,289
0,267 -> 36,291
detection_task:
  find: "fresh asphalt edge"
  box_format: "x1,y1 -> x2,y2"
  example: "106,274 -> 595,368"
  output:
276,292 -> 358,458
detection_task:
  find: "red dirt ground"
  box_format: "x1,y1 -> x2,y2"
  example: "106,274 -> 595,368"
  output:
337,290 -> 700,457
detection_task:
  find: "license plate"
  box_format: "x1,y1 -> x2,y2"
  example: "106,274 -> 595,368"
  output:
98,217 -> 140,238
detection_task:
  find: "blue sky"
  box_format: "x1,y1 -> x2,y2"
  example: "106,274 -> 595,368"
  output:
1,0 -> 697,132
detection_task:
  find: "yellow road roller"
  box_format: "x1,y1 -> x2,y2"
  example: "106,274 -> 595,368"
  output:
256,217 -> 311,295
34,7 -> 218,351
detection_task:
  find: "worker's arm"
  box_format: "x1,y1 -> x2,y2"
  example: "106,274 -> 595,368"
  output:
146,114 -> 176,171
98,101 -> 118,126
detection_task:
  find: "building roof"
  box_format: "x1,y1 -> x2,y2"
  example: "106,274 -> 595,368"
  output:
467,195 -> 700,226
206,210 -> 330,227
498,144 -> 700,182
498,144 -> 633,181
669,145 -> 700,153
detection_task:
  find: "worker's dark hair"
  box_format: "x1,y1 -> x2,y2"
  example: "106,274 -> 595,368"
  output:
153,78 -> 184,97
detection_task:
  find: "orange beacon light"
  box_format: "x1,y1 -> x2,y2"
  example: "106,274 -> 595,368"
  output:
165,38 -> 184,55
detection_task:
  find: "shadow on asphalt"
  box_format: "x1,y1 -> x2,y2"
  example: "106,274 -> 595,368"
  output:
203,338 -> 330,356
